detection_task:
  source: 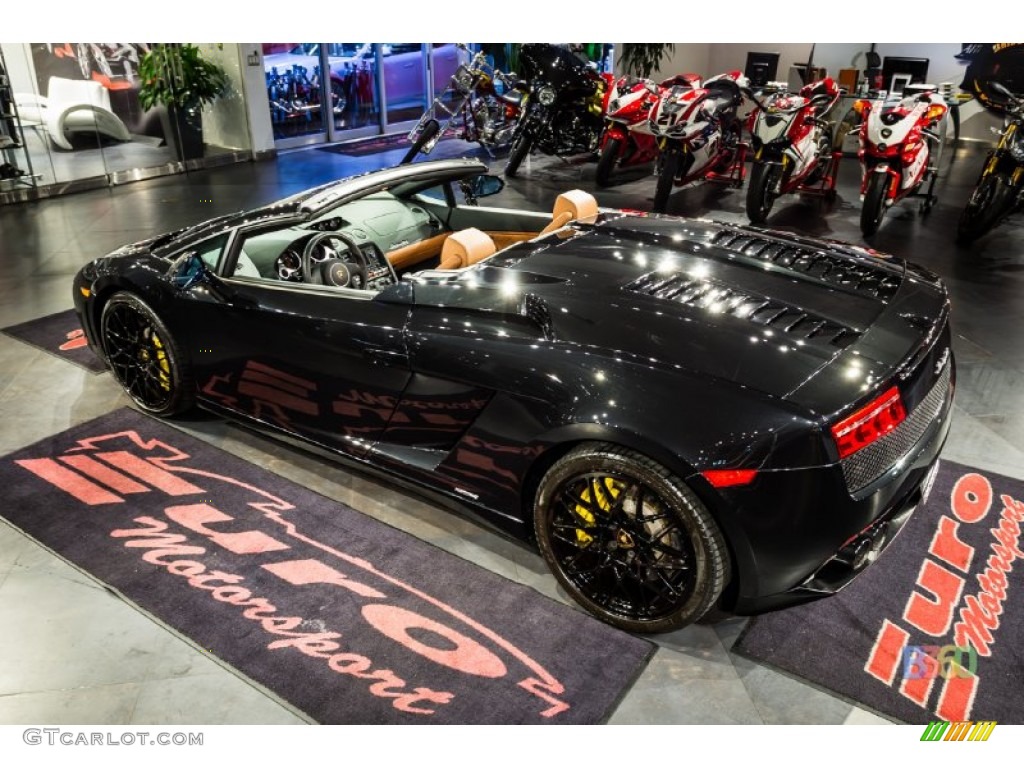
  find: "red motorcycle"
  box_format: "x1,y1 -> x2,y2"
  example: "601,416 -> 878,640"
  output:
744,77 -> 842,222
595,73 -> 700,187
640,71 -> 749,213
853,88 -> 948,236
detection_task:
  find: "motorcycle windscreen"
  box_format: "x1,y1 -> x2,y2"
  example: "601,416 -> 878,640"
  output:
517,44 -> 593,91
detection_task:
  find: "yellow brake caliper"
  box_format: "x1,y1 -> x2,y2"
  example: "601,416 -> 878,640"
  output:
575,477 -> 622,547
151,331 -> 171,391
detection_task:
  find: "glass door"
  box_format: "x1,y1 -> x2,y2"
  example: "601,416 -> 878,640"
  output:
380,43 -> 428,130
325,43 -> 380,139
261,42 -> 476,147
263,43 -> 329,148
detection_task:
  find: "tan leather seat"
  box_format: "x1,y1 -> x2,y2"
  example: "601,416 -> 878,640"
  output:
438,227 -> 497,270
540,189 -> 599,235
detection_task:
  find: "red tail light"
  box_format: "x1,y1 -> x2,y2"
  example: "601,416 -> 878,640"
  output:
831,386 -> 907,460
702,469 -> 758,488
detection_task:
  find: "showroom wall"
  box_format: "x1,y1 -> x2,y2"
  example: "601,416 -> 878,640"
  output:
620,42 -> 1001,142
633,43 -> 970,88
236,43 -> 275,155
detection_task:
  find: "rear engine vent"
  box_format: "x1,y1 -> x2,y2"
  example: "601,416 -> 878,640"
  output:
711,230 -> 901,301
625,271 -> 860,349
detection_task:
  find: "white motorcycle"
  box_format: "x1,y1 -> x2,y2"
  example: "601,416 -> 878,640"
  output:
852,87 -> 948,236
640,71 -> 748,213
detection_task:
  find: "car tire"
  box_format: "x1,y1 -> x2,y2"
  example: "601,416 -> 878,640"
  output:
534,442 -> 730,634
100,292 -> 194,417
329,79 -> 348,116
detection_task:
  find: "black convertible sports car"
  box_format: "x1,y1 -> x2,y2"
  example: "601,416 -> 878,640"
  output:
73,158 -> 955,633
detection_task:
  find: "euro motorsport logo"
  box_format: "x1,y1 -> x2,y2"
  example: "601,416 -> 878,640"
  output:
921,721 -> 997,741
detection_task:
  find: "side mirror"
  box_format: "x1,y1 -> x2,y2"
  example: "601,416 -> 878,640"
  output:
167,251 -> 211,290
459,174 -> 505,205
472,174 -> 505,198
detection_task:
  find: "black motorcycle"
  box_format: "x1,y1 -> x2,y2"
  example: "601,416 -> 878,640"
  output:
504,44 -> 608,177
957,81 -> 1024,243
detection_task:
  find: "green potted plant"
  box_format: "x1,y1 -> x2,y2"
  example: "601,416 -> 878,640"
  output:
138,44 -> 228,160
618,44 -> 676,79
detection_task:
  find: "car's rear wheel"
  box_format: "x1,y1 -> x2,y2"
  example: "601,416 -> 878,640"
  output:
534,442 -> 729,633
100,292 -> 194,417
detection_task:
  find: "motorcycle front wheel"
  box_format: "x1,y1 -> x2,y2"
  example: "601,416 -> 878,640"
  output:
746,163 -> 783,223
860,172 -> 890,237
595,137 -> 622,187
956,173 -> 1012,244
653,149 -> 680,213
505,131 -> 532,178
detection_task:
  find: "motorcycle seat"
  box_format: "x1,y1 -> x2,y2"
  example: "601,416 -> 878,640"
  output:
659,74 -> 697,90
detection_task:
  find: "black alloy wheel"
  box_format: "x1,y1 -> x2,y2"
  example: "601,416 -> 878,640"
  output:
534,443 -> 729,633
101,292 -> 194,417
595,137 -> 621,187
860,172 -> 889,237
745,162 -> 782,223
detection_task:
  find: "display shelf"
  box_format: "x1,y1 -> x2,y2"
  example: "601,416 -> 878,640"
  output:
0,47 -> 37,196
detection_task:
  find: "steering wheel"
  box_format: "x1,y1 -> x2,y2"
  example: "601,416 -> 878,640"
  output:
301,231 -> 370,288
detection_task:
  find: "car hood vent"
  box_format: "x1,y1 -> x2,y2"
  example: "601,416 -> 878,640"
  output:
710,230 -> 901,301
625,271 -> 861,349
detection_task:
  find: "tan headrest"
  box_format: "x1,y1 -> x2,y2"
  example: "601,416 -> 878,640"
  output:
553,189 -> 599,223
438,228 -> 497,271
540,190 -> 599,235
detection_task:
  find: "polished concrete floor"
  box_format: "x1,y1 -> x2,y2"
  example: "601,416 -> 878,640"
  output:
0,134 -> 1021,726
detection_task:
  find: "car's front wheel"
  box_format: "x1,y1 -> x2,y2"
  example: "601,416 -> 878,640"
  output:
100,292 -> 194,417
534,443 -> 729,633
